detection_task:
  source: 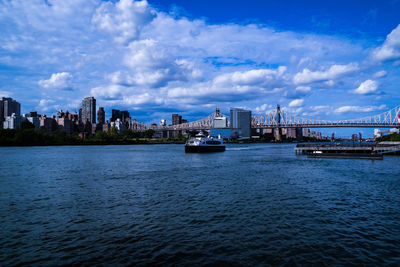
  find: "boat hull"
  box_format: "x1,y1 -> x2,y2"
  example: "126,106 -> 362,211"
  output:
185,145 -> 226,153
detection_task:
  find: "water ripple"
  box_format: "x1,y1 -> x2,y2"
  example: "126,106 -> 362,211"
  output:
0,144 -> 399,265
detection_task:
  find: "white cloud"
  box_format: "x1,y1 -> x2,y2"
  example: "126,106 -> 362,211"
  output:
38,72 -> 73,90
1,0 -> 398,122
254,103 -> 273,114
123,39 -> 202,87
373,70 -> 387,78
92,0 -> 155,44
352,80 -> 379,95
334,104 -> 386,114
90,84 -> 126,100
107,71 -> 136,86
166,66 -> 287,100
293,63 -> 359,85
36,99 -> 60,112
372,24 -> 400,62
0,91 -> 12,97
302,105 -> 331,116
288,99 -> 304,107
213,66 -> 287,87
295,86 -> 311,92
324,80 -> 335,87
286,107 -> 303,114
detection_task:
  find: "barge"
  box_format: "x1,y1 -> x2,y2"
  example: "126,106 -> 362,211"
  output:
295,142 -> 400,159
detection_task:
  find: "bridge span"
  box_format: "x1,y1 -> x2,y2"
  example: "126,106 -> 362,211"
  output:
131,105 -> 400,132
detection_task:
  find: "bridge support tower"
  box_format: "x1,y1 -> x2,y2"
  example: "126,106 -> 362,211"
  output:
274,104 -> 282,142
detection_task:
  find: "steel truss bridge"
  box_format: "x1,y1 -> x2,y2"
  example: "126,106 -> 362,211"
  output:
131,105 -> 400,131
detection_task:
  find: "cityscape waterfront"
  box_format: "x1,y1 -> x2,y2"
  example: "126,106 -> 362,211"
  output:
2,96 -> 398,144
2,0 -> 400,265
0,96 -> 333,142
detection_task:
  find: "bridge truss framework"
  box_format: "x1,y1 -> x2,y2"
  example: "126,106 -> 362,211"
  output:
131,105 -> 400,131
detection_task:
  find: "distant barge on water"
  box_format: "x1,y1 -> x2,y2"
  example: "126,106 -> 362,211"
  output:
295,141 -> 400,160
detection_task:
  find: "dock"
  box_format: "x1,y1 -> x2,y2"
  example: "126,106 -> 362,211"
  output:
295,141 -> 400,159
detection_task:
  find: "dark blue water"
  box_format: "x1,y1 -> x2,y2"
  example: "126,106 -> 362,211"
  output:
1,144 -> 399,265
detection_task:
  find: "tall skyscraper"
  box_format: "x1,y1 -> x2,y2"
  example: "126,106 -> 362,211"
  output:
111,109 -> 120,122
121,110 -> 130,122
111,109 -> 130,122
97,107 -> 105,124
81,97 -> 96,124
172,114 -> 182,125
0,97 -> 21,129
230,108 -> 252,138
78,108 -> 82,122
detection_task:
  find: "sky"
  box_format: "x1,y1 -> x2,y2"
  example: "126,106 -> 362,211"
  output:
1,0 -> 400,137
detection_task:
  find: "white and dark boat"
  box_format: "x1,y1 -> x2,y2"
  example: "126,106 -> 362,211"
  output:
185,132 -> 225,153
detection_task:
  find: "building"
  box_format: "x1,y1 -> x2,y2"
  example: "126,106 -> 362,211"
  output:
28,111 -> 38,117
213,116 -> 228,128
211,111 -> 230,138
78,108 -> 82,122
97,107 -> 105,124
81,97 -> 96,124
40,115 -> 58,135
0,97 -> 21,129
121,111 -> 130,122
26,116 -> 40,129
102,122 -> 110,132
230,108 -> 252,138
110,118 -> 126,133
111,109 -> 120,122
111,109 -> 130,122
172,114 -> 182,125
56,117 -> 74,136
3,113 -> 24,129
22,112 -> 40,129
285,128 -> 297,139
373,128 -> 398,139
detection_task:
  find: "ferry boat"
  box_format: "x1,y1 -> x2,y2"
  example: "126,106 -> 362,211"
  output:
185,132 -> 225,153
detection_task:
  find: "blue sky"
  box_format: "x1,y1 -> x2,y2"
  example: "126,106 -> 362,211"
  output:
1,0 -> 400,136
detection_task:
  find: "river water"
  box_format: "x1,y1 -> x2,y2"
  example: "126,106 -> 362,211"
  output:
0,144 -> 399,265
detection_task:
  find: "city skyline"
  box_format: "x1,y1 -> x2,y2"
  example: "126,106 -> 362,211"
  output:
1,0 -> 400,134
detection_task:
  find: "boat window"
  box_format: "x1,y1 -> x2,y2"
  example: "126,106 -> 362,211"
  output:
205,140 -> 221,145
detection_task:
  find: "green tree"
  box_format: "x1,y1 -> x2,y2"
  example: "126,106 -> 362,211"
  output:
121,129 -> 140,139
15,128 -> 36,145
50,130 -> 69,144
177,131 -> 183,140
0,129 -> 16,145
20,120 -> 35,130
94,131 -> 109,142
144,129 -> 155,139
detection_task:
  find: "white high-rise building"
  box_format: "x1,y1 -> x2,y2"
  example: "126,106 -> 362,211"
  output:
3,113 -> 24,129
213,117 -> 227,128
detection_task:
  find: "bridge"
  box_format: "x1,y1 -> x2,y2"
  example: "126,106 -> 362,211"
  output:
252,105 -> 400,129
130,105 -> 400,132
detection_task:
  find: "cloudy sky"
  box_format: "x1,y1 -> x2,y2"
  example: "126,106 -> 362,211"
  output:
1,0 -> 400,135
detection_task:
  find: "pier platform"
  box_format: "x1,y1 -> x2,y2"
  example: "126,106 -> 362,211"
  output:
295,141 -> 400,159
